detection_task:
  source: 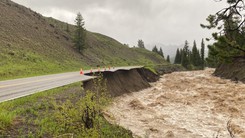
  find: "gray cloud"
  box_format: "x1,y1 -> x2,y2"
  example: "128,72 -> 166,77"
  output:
12,0 -> 228,55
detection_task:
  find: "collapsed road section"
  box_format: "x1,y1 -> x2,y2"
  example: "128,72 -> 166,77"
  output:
0,66 -> 143,103
84,68 -> 159,97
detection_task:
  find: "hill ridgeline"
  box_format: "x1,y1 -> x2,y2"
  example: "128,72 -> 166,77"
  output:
0,0 -> 168,80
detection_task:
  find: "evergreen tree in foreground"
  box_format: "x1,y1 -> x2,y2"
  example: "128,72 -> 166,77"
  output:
74,12 -> 86,53
201,0 -> 245,65
206,45 -> 219,68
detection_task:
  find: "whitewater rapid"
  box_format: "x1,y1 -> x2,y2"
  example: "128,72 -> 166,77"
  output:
104,69 -> 245,138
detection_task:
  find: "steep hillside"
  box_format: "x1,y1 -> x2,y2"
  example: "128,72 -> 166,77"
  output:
0,0 -> 85,80
46,17 -> 166,66
0,0 -> 166,80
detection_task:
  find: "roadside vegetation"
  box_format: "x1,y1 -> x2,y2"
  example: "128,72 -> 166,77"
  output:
0,76 -> 132,137
0,50 -> 86,81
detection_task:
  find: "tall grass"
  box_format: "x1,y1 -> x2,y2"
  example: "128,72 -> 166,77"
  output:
0,79 -> 132,137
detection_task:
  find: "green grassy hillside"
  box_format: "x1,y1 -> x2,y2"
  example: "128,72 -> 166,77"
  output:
46,17 -> 167,66
0,0 -> 166,80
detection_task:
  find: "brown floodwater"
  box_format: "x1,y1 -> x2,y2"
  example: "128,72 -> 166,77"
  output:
104,69 -> 245,138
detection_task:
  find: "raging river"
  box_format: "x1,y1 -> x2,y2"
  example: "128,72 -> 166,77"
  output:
104,69 -> 245,138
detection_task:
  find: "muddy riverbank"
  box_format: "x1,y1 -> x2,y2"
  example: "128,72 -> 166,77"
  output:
104,69 -> 245,138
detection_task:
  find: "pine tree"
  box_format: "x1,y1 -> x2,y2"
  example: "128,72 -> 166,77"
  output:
201,1 -> 245,64
191,40 -> 200,67
181,40 -> 191,69
206,45 -> 219,67
174,48 -> 181,64
174,48 -> 179,64
166,55 -> 170,63
159,47 -> 164,58
206,20 -> 244,64
179,48 -> 183,63
138,40 -> 145,48
152,46 -> 164,58
201,39 -> 205,69
152,45 -> 158,53
74,12 -> 86,53
197,50 -> 202,66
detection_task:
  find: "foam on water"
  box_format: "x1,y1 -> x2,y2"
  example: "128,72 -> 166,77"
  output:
104,69 -> 245,138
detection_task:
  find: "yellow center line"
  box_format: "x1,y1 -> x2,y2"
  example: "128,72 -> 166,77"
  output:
0,66 -> 142,89
0,74 -> 78,89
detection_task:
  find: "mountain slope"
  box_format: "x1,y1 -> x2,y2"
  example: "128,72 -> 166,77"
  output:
46,17 -> 166,66
0,0 -> 166,80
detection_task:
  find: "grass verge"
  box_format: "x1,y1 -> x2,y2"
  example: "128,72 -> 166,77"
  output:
0,81 -> 132,137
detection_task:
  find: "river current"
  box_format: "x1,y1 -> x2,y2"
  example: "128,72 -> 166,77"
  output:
104,69 -> 245,138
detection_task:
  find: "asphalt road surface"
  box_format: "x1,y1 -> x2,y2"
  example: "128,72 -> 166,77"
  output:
0,66 -> 142,103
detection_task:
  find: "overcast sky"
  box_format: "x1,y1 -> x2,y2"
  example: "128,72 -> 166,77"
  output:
12,0 -> 227,51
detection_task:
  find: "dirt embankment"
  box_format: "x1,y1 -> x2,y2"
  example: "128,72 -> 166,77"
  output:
155,65 -> 185,75
214,58 -> 245,83
84,68 -> 158,97
105,69 -> 245,138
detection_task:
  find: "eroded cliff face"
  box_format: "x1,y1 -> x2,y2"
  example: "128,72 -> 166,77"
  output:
214,58 -> 245,83
104,69 -> 245,138
83,68 -> 158,97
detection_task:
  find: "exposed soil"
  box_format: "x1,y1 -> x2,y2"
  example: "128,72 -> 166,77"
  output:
214,58 -> 245,83
104,69 -> 245,138
155,65 -> 186,75
84,68 -> 158,97
137,68 -> 160,82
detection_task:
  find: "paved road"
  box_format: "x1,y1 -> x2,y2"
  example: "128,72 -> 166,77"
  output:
0,66 -> 142,103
